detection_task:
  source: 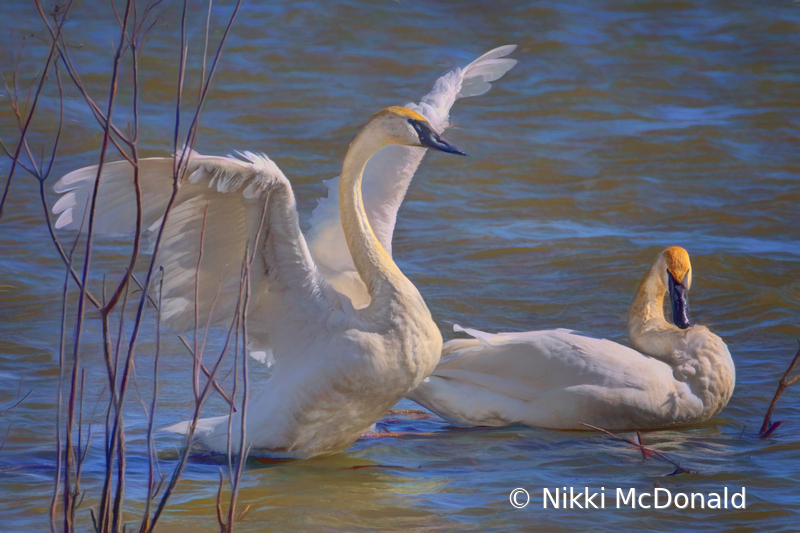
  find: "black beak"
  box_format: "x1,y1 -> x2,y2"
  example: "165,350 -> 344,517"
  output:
668,272 -> 692,329
409,119 -> 466,156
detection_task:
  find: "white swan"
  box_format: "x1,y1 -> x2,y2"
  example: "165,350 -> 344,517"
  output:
51,45 -> 517,363
406,247 -> 736,430
85,107 -> 466,458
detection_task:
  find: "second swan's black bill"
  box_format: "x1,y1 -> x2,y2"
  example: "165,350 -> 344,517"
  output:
668,272 -> 692,329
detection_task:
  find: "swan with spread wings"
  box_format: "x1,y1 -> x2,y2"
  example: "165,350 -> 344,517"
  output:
56,107 -> 464,458
50,47 -> 516,457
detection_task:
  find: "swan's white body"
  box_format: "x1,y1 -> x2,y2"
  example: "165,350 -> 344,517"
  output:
407,248 -> 736,430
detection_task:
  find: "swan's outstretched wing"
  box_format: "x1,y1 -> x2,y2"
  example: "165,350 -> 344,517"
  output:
53,157 -> 174,234
52,152 -> 289,333
253,174 -> 357,368
307,45 -> 517,307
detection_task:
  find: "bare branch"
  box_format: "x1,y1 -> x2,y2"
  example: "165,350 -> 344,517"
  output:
759,341 -> 800,438
227,252 -> 252,532
50,229 -> 75,532
178,335 -> 237,411
582,423 -> 696,475
193,202 -> 211,401
147,254 -> 247,532
0,2 -> 68,218
175,0 -> 243,180
139,270 -> 165,533
216,469 -> 226,531
0,388 -> 33,418
0,381 -> 33,454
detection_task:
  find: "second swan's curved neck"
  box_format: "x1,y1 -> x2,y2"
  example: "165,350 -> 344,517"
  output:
627,260 -> 676,360
339,123 -> 407,300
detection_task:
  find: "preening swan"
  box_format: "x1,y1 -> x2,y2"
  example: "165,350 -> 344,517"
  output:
407,247 -> 735,430
52,45 -> 517,358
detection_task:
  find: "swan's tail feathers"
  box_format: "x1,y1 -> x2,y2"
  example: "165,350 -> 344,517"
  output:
52,157 -> 178,234
408,44 -> 517,132
452,324 -> 505,347
162,414 -> 231,445
162,419 -> 192,437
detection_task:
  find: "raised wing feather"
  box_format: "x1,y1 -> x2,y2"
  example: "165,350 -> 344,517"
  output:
52,151 -> 290,333
306,45 -> 517,307
409,44 -> 518,133
53,157 -> 175,233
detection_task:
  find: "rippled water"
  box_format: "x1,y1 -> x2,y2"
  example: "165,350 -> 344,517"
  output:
1,1 -> 799,531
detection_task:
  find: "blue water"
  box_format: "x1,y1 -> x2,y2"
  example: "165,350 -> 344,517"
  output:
1,0 -> 799,531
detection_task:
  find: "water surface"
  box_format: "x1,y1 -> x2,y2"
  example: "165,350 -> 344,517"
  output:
1,1 -> 799,531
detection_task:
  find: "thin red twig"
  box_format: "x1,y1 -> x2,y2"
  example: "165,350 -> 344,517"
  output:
759,341 -> 800,438
582,423 -> 696,475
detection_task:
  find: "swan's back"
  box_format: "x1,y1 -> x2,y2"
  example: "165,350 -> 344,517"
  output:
409,328 -> 698,429
665,325 -> 735,422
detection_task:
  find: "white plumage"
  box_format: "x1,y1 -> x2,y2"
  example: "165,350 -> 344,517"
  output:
407,247 -> 736,430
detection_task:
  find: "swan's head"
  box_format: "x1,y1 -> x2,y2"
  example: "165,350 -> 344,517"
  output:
371,106 -> 466,155
661,246 -> 693,329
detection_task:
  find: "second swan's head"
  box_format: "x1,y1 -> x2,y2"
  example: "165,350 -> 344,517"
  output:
660,246 -> 693,330
370,106 -> 466,156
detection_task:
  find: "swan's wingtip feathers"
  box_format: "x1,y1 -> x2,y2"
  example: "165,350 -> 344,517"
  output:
458,54 -> 518,98
52,191 -> 77,214
53,208 -> 74,229
470,44 -> 517,64
413,45 -> 518,130
52,170 -> 94,229
53,165 -> 97,193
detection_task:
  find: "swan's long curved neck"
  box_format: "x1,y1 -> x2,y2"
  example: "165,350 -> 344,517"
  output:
361,145 -> 426,256
627,261 -> 678,361
339,123 -> 408,300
